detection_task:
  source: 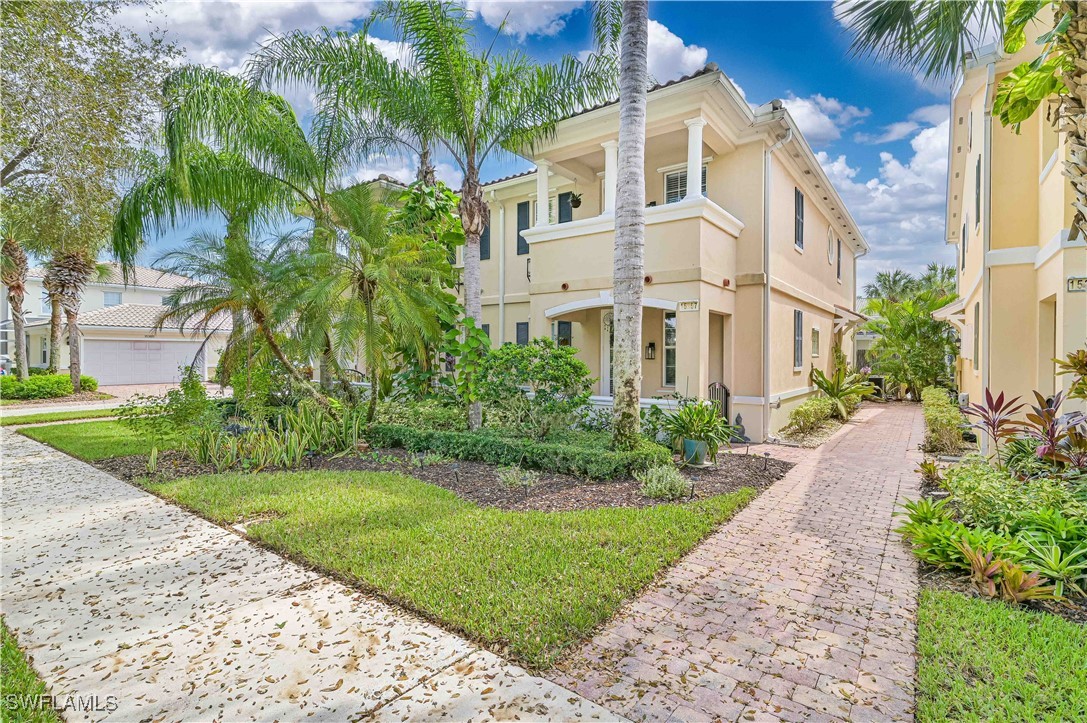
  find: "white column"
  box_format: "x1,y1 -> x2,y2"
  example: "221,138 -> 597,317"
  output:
601,140 -> 618,213
684,117 -> 706,200
535,159 -> 551,226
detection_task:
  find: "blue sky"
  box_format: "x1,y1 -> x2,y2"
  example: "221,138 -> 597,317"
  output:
120,0 -> 957,286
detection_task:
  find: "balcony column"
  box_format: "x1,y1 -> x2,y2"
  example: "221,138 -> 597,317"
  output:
535,159 -> 551,226
601,140 -> 618,213
683,117 -> 706,200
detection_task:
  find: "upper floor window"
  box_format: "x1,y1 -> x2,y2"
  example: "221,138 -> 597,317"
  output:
516,201 -> 530,255
974,157 -> 981,225
40,291 -> 50,315
836,238 -> 842,281
104,291 -> 122,307
664,166 -> 706,204
794,189 -> 805,250
793,309 -> 804,369
479,218 -> 491,261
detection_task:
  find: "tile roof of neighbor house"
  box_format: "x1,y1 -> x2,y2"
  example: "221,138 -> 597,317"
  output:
27,304 -> 231,332
27,263 -> 193,290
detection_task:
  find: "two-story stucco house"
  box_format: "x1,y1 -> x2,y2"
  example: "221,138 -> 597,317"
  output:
0,264 -> 229,385
469,64 -> 869,442
934,38 -> 1086,410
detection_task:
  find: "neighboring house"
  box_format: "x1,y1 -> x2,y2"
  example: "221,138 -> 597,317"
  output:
934,39 -> 1086,409
0,264 -> 229,385
468,64 -> 869,441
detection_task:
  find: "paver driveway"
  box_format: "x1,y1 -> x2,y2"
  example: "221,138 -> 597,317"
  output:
551,403 -> 924,722
0,431 -> 614,722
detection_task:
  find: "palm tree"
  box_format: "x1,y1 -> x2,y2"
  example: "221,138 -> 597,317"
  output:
609,0 -> 649,450
155,230 -> 334,411
862,269 -> 919,305
1,232 -> 30,380
46,249 -> 96,392
248,1 -> 616,429
41,269 -> 62,373
842,1 -> 1084,241
300,185 -> 456,421
918,262 -> 957,297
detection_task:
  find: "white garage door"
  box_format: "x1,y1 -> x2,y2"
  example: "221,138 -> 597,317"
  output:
83,339 -> 205,386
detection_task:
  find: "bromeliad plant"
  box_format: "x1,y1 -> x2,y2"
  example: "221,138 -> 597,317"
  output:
808,366 -> 876,420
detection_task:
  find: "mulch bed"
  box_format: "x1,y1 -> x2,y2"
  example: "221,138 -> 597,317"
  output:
2,391 -> 114,407
94,446 -> 794,513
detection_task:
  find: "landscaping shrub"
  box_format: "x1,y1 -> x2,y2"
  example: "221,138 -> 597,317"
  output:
636,465 -> 690,501
809,366 -> 876,419
366,424 -> 670,479
477,338 -> 593,440
374,399 -> 465,431
921,386 -> 965,456
942,459 -> 1087,530
784,396 -> 835,434
118,366 -> 218,444
1,374 -> 97,400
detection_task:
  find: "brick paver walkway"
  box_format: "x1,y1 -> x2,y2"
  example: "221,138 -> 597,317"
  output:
551,403 -> 924,722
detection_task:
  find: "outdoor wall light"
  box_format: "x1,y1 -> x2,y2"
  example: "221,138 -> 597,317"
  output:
645,342 -> 656,360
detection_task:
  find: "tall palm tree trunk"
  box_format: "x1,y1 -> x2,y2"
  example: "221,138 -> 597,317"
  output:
49,251 -> 95,393
250,307 -> 335,414
611,0 -> 648,450
43,269 -> 63,373
1060,1 -> 1086,241
459,168 -> 486,430
1,236 -> 30,380
65,306 -> 81,390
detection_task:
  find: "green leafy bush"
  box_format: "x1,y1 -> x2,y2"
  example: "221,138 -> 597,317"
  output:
477,338 -> 593,440
636,465 -> 690,501
1,374 -> 96,399
943,459 -> 1087,530
366,424 -> 670,479
809,366 -> 875,419
497,466 -> 540,494
374,399 -> 465,431
921,386 -> 965,456
118,366 -> 218,444
784,396 -> 835,434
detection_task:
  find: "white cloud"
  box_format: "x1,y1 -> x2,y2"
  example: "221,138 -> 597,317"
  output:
348,157 -> 462,189
647,20 -> 708,81
781,93 -> 870,146
854,104 -> 949,144
464,0 -> 584,40
818,118 -> 954,286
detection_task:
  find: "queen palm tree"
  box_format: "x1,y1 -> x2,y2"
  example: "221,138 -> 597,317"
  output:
862,269 -> 920,305
609,0 -> 649,450
842,0 -> 1085,241
247,0 -> 616,429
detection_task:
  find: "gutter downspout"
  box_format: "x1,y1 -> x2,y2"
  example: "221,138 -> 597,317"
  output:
981,61 -> 996,452
492,191 -> 507,344
763,124 -> 792,443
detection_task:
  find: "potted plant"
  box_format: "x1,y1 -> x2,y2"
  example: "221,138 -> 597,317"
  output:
661,401 -> 735,467
569,192 -> 582,209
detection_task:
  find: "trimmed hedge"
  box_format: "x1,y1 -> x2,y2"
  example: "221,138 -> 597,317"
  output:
367,424 -> 671,479
784,396 -> 835,434
921,386 -> 964,456
1,374 -> 99,400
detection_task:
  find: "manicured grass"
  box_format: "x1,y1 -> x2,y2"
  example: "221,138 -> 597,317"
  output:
917,589 -> 1087,721
147,470 -> 754,668
0,408 -> 119,426
1,618 -> 62,722
20,420 -> 179,461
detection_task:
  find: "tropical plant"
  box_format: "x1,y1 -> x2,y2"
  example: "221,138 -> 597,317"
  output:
660,402 -> 736,462
957,541 -> 1003,598
45,249 -> 96,392
917,459 -> 944,485
863,286 -> 958,398
809,366 -> 876,420
1022,390 -> 1086,463
921,386 -> 967,456
248,1 -> 617,429
1056,348 -> 1087,400
1017,533 -> 1087,599
496,466 -> 540,497
476,338 -> 594,440
963,388 -> 1026,460
784,396 -> 836,435
998,561 -> 1058,603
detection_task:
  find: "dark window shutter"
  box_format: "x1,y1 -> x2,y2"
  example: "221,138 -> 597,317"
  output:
516,201 -> 530,255
557,192 -> 573,223
479,221 -> 490,260
557,320 -> 572,346
481,323 -> 490,339
793,310 -> 803,368
516,322 -> 529,345
836,238 -> 842,280
794,189 -> 805,249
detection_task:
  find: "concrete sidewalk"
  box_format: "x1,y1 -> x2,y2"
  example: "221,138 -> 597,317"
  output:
0,431 -> 615,721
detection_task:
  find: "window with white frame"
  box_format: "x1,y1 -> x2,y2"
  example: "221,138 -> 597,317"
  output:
836,238 -> 842,281
103,291 -> 122,307
532,195 -> 557,225
811,327 -> 820,358
40,291 -> 50,314
663,311 -> 677,386
793,310 -> 804,369
663,166 -> 707,204
40,337 -> 48,365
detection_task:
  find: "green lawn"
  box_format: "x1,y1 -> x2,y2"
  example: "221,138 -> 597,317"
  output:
0,408 -> 119,426
147,470 -> 754,668
20,420 -> 178,460
917,589 -> 1087,721
1,618 -> 62,722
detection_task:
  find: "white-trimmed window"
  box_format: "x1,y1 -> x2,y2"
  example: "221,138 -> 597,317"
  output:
664,166 -> 707,204
836,238 -> 842,281
103,291 -> 122,307
663,311 -> 677,386
40,291 -> 49,314
532,195 -> 557,225
793,310 -> 804,369
811,327 -> 820,358
40,337 -> 48,365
